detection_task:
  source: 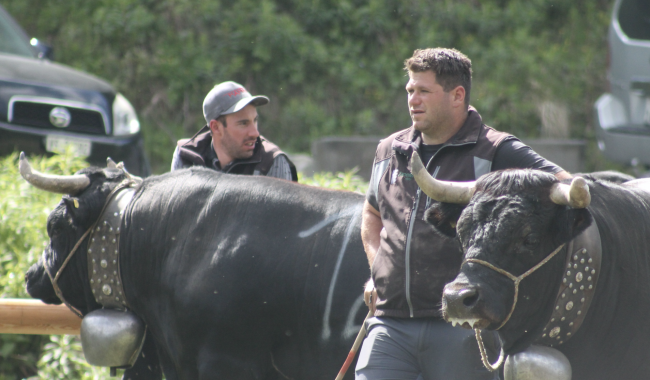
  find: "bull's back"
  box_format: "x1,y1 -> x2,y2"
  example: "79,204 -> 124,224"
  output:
119,168 -> 368,379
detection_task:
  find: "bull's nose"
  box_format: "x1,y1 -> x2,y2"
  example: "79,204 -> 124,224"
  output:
459,288 -> 479,307
443,284 -> 481,316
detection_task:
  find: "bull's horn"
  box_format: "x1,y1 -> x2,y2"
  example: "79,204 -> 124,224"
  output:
410,151 -> 476,204
19,152 -> 90,194
549,176 -> 590,208
106,158 -> 143,185
106,157 -> 117,169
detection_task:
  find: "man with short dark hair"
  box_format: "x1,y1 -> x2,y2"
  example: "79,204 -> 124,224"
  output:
171,81 -> 297,181
356,48 -> 570,380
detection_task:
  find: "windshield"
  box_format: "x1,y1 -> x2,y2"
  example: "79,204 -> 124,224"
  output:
618,0 -> 650,40
0,6 -> 35,57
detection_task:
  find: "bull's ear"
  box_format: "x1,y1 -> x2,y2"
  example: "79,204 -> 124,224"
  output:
554,208 -> 593,243
424,202 -> 466,237
62,196 -> 80,211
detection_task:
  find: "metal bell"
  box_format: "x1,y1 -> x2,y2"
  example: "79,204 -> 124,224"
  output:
504,345 -> 571,380
80,309 -> 146,368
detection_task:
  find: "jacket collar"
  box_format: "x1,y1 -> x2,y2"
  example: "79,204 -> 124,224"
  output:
180,125 -> 265,171
392,106 -> 483,156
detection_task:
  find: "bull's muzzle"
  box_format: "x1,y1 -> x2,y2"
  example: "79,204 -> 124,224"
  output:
442,282 -> 491,330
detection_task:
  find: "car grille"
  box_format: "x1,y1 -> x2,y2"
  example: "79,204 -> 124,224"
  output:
10,101 -> 107,135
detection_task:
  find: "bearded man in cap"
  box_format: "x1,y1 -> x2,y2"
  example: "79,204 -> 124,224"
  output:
171,81 -> 297,181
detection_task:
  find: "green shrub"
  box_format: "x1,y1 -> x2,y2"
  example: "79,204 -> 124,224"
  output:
299,168 -> 368,194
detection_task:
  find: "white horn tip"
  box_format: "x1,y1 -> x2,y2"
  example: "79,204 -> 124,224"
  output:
19,151 -> 32,177
570,176 -> 591,208
106,157 -> 117,168
571,176 -> 587,188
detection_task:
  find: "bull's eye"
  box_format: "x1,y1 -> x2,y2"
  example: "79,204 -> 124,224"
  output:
523,234 -> 539,248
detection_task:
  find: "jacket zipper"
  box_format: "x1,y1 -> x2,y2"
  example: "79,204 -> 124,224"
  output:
403,142 -> 470,317
404,187 -> 422,318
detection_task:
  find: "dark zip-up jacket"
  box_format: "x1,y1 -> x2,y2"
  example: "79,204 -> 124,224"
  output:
174,125 -> 297,181
369,108 -> 511,318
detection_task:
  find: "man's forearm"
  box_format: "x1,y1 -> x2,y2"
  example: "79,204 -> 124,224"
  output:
361,200 -> 382,312
361,200 -> 382,268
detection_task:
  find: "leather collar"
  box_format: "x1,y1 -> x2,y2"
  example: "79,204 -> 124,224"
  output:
536,220 -> 602,346
87,187 -> 135,311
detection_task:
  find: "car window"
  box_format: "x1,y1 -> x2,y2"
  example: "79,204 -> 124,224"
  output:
0,7 -> 34,57
618,0 -> 650,40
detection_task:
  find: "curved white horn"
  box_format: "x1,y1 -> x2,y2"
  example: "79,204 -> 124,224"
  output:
19,152 -> 90,194
549,176 -> 591,208
410,151 -> 476,204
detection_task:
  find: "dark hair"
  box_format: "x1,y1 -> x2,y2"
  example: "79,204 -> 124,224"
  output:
404,48 -> 472,107
216,114 -> 228,128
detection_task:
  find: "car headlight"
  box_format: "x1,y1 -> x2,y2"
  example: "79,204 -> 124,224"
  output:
112,93 -> 140,136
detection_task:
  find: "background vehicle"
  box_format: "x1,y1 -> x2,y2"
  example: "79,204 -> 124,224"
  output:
594,0 -> 650,174
0,5 -> 150,176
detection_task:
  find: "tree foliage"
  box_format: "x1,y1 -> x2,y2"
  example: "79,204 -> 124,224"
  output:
4,0 -> 616,173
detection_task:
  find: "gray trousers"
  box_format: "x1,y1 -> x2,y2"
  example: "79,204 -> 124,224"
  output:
355,317 -> 501,380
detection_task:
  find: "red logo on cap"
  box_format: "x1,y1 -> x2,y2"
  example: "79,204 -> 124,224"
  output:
228,88 -> 246,97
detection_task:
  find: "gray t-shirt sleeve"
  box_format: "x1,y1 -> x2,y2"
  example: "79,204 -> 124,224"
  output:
492,138 -> 564,174
266,155 -> 293,181
170,146 -> 185,171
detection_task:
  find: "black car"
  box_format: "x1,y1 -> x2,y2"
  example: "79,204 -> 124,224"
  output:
0,5 -> 150,176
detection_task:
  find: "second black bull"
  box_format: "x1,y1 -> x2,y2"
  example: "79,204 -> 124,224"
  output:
410,151 -> 650,379
21,154 -> 369,380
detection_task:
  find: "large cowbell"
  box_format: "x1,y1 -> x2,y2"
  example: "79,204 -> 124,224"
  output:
504,345 -> 572,380
80,309 -> 146,368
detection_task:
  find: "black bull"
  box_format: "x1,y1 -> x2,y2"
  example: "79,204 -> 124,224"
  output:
413,158 -> 650,379
23,162 -> 369,380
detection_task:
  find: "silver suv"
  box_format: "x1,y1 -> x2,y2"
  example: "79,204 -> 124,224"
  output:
594,0 -> 650,171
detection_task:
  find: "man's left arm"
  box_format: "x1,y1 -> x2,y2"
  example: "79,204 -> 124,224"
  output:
266,155 -> 294,181
493,138 -> 571,180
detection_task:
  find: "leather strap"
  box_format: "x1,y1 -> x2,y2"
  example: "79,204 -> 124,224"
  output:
536,220 -> 602,346
87,187 -> 135,310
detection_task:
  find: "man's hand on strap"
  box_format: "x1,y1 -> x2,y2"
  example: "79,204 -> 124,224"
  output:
364,278 -> 378,314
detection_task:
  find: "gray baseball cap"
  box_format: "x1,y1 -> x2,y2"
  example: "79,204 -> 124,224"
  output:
202,81 -> 269,123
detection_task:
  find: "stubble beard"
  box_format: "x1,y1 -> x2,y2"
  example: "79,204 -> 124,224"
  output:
222,132 -> 256,160
412,108 -> 452,141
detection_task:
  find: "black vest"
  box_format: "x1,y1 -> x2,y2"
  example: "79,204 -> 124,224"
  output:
372,108 -> 512,318
175,126 -> 297,181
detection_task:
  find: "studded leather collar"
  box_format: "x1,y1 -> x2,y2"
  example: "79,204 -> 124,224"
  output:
536,220 -> 602,346
87,187 -> 135,311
